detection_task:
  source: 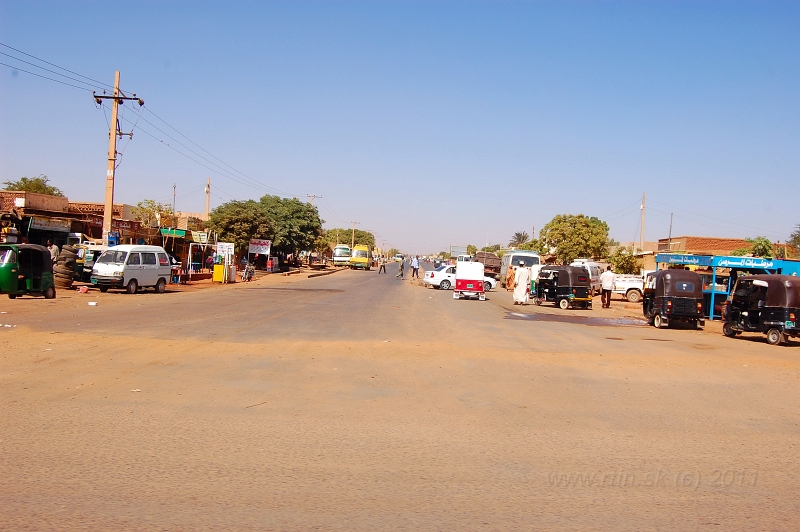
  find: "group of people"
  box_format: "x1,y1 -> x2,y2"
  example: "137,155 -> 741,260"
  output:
387,255 -> 421,279
506,261 -> 618,307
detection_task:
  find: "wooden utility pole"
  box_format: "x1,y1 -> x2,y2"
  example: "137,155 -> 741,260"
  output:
306,194 -> 321,205
350,221 -> 360,249
205,177 -> 211,220
173,183 -> 177,228
92,72 -> 143,245
640,192 -> 646,252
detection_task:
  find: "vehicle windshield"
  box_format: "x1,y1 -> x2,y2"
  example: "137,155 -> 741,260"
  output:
352,250 -> 368,258
97,250 -> 128,264
510,255 -> 540,267
0,248 -> 16,265
333,248 -> 350,257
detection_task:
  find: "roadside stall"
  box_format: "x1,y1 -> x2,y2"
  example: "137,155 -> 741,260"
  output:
213,242 -> 236,283
655,254 -> 800,320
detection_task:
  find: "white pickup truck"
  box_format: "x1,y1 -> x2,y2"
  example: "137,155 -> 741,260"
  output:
613,274 -> 645,303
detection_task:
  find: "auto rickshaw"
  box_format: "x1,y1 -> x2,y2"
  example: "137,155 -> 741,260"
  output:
534,266 -> 593,309
642,269 -> 704,329
722,274 -> 800,346
0,244 -> 56,299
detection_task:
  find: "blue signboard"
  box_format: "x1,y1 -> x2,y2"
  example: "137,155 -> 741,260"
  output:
655,253 -> 713,266
713,256 -> 774,270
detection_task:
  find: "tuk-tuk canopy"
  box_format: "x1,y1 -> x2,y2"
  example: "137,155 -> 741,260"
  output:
748,274 -> 800,308
647,269 -> 703,298
538,266 -> 591,287
0,244 -> 53,272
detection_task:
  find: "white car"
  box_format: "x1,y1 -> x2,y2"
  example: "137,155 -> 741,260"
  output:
423,265 -> 497,292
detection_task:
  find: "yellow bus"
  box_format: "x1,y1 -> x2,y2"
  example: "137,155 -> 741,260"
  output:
349,244 -> 372,270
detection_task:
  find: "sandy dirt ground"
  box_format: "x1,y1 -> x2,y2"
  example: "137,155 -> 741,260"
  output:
1,263 -> 799,530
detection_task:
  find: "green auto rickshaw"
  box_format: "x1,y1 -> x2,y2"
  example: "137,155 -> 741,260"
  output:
0,244 -> 56,299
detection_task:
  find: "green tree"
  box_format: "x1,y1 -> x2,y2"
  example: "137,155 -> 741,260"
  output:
731,236 -> 774,258
320,228 -> 375,249
481,244 -> 501,252
388,248 -> 400,257
2,175 -> 64,197
466,244 -> 478,255
259,195 -> 323,256
608,246 -> 641,274
517,239 -> 545,253
789,225 -> 800,249
208,200 -> 274,255
131,199 -> 174,227
509,231 -> 530,247
539,214 -> 610,264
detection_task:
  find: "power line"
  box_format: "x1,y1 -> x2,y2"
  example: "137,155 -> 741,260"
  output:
0,51 -> 104,91
0,42 -> 115,90
0,61 -> 94,92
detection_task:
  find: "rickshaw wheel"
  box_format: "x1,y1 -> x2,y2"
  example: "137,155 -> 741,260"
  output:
43,287 -> 56,299
558,298 -> 570,310
722,323 -> 737,338
99,286 -> 109,293
534,298 -> 541,306
653,314 -> 664,329
8,294 -> 16,299
766,328 -> 784,346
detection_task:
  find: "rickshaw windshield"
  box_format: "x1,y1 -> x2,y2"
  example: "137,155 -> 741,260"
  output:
97,250 -> 128,264
0,248 -> 16,265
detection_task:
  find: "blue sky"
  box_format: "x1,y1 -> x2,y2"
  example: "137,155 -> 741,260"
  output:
1,1 -> 798,253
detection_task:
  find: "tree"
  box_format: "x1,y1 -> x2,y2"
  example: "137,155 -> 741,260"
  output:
518,239 -> 545,253
509,231 -> 530,248
208,200 -> 274,255
789,225 -> 800,249
2,175 -> 64,197
466,244 -> 478,255
539,214 -> 610,264
259,195 -> 323,256
730,236 -> 774,258
388,248 -> 400,258
608,246 -> 641,274
319,228 -> 375,249
131,199 -> 174,227
481,244 -> 501,252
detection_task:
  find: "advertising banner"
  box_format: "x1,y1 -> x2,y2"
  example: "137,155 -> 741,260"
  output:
248,239 -> 271,255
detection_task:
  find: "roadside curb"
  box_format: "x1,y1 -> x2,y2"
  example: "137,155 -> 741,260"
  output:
308,268 -> 344,279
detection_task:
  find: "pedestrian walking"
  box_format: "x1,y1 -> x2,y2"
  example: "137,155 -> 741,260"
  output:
600,265 -> 616,308
396,259 -> 405,279
506,265 -> 515,291
378,256 -> 387,274
46,240 -> 59,264
513,261 -> 531,305
411,255 -> 420,278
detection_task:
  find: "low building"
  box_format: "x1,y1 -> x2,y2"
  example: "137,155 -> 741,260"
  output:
658,236 -> 749,256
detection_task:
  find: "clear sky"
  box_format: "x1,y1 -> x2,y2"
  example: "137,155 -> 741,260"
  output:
1,1 -> 798,254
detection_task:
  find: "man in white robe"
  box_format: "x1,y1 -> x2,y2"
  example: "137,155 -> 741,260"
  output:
513,260 -> 531,305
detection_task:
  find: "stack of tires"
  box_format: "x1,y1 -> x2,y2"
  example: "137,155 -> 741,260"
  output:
53,245 -> 77,290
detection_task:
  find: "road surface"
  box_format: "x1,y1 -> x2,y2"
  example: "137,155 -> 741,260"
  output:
1,262 -> 798,530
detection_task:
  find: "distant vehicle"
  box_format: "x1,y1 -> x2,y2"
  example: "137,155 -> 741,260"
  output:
570,259 -> 603,296
642,269 -> 705,329
500,251 -> 542,288
423,265 -> 496,292
395,254 -> 404,262
91,245 -> 172,294
454,261 -> 486,301
332,245 -> 351,267
474,251 -> 502,279
722,274 -> 799,345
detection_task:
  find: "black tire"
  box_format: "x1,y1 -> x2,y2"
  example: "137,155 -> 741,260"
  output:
579,302 -> 588,310
8,294 -> 16,299
534,298 -> 541,306
722,323 -> 737,338
766,328 -> 783,346
59,251 -> 77,260
43,286 -> 56,299
654,314 -> 664,329
126,279 -> 138,294
54,265 -> 74,276
484,281 -> 491,292
626,290 -> 642,303
99,286 -> 109,293
559,298 -> 570,310
155,278 -> 166,294
440,280 -> 451,290
61,245 -> 77,254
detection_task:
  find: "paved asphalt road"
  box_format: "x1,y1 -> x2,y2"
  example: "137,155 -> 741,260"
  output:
1,261 -> 799,530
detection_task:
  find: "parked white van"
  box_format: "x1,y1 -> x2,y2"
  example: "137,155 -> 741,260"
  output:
500,251 -> 542,288
90,245 -> 172,294
570,258 -> 602,295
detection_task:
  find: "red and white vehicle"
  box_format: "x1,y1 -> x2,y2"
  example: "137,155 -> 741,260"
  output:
454,261 -> 485,301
